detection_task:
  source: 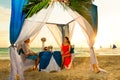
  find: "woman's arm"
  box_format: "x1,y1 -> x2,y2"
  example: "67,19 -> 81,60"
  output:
61,44 -> 63,54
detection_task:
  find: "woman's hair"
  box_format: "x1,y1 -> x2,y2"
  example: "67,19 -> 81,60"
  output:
65,37 -> 70,44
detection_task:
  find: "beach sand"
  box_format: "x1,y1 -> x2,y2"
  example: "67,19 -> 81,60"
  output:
0,55 -> 120,80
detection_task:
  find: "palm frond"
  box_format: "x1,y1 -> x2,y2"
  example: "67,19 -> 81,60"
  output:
69,0 -> 93,25
28,0 -> 42,3
23,0 -> 50,18
23,0 -> 93,25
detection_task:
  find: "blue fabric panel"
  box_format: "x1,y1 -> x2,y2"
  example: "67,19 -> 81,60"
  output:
39,51 -> 52,70
53,51 -> 62,67
39,51 -> 44,58
10,0 -> 28,44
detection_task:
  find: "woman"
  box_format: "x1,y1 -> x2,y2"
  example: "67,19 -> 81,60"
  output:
61,37 -> 71,69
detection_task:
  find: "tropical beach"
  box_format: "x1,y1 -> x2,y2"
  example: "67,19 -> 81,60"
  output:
0,49 -> 120,80
1,0 -> 120,80
0,48 -> 120,80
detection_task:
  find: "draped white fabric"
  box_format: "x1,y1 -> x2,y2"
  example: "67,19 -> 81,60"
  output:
46,24 -> 62,47
9,3 -> 53,79
26,2 -> 77,25
9,46 -> 24,80
76,15 -> 98,64
15,3 -> 53,44
66,7 -> 98,65
20,54 -> 35,71
10,1 -> 101,79
69,21 -> 75,40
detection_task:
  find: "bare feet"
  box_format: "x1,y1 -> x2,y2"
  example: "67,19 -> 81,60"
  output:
93,64 -> 100,73
32,66 -> 38,70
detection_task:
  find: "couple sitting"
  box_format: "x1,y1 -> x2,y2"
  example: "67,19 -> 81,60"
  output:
18,37 -> 74,71
61,37 -> 74,69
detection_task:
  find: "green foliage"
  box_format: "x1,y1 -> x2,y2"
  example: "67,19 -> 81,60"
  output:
23,0 -> 93,25
69,0 -> 93,25
23,0 -> 98,36
23,0 -> 50,18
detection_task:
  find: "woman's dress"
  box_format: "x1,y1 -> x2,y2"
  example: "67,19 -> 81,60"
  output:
62,44 -> 71,68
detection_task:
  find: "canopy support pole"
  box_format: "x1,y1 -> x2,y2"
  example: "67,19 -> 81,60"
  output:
64,24 -> 69,37
57,24 -> 65,43
61,26 -> 65,43
60,24 -> 69,43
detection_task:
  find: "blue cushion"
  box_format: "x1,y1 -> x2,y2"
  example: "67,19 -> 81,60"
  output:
70,48 -> 74,54
26,55 -> 37,60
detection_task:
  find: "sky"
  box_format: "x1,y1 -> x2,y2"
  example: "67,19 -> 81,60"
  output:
0,0 -> 120,48
93,0 -> 120,48
0,0 -> 11,47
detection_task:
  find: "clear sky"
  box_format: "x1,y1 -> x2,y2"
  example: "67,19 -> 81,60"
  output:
0,0 -> 11,47
0,0 -> 11,8
93,0 -> 120,48
0,0 -> 120,48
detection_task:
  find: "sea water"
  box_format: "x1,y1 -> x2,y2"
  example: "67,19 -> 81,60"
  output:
0,48 -> 90,59
0,48 -> 9,57
0,48 -> 119,59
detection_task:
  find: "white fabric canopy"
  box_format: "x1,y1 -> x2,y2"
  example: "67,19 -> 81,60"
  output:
46,24 -> 62,46
10,1 -> 102,80
27,2 -> 77,25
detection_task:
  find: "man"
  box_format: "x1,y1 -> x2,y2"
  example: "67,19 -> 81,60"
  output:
18,39 -> 39,70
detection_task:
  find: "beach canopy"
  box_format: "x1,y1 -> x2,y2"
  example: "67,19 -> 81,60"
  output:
9,1 -> 101,80
15,2 -> 95,47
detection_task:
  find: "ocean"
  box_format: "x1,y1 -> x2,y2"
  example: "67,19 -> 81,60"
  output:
0,48 -> 90,59
0,47 -> 120,59
0,48 -> 9,57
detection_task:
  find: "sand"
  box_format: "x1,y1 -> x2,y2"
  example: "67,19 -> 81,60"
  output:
0,55 -> 120,80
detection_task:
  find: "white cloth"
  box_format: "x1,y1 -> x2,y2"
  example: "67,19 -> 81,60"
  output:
15,2 -> 53,44
67,7 -> 98,65
69,21 -> 75,40
9,46 -> 24,80
27,2 -> 77,25
46,24 -> 62,47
